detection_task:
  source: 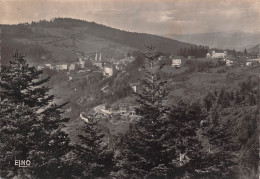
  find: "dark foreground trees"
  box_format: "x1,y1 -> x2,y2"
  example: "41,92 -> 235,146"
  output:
74,115 -> 114,178
112,46 -> 242,179
0,53 -> 73,178
1,50 -> 255,179
112,46 -> 172,178
200,119 -> 238,178
112,46 -> 206,178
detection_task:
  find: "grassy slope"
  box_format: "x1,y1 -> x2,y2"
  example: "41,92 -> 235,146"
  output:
43,56 -> 260,139
62,62 -> 259,140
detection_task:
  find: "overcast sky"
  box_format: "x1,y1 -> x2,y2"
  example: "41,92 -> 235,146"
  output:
0,0 -> 259,34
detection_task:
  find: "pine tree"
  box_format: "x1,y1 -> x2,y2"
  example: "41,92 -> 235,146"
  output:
244,48 -> 248,56
168,101 -> 207,178
235,90 -> 242,105
0,53 -> 73,178
115,46 -> 173,178
217,89 -> 230,108
73,115 -> 113,178
204,92 -> 216,112
168,95 -> 239,178
135,46 -> 169,122
200,118 -> 238,178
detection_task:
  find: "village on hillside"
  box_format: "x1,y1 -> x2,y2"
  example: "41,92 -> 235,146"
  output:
33,45 -> 260,122
37,48 -> 260,77
1,0 -> 259,176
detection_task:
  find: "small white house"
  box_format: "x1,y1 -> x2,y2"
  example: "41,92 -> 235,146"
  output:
69,64 -> 75,71
37,66 -> 44,70
246,62 -> 252,66
103,67 -> 113,77
45,64 -> 53,70
56,64 -> 67,70
129,111 -> 136,116
130,83 -> 138,93
226,60 -> 233,66
132,86 -> 137,93
172,59 -> 182,68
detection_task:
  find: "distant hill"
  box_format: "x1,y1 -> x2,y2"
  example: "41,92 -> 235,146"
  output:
164,32 -> 260,50
247,44 -> 259,53
1,18 -> 193,64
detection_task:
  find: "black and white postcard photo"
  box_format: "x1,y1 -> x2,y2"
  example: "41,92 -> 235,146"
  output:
0,0 -> 259,178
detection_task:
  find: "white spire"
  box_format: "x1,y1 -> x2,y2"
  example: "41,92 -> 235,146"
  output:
99,53 -> 102,61
95,52 -> 98,61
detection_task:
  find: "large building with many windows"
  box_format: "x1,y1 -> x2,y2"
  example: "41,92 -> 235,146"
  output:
211,50 -> 227,58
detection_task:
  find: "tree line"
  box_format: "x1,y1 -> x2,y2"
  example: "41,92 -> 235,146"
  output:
177,45 -> 209,58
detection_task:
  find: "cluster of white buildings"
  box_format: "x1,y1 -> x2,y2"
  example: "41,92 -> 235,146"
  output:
37,55 -> 87,72
207,50 -> 227,59
113,57 -> 134,71
37,51 -> 139,78
225,58 -> 260,67
56,64 -> 68,70
38,63 -> 69,71
158,55 -> 182,68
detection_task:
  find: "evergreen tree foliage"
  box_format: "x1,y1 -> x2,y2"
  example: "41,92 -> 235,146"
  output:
114,46 -> 172,178
203,92 -> 216,112
244,48 -> 248,55
73,115 -> 114,178
204,78 -> 257,108
168,101 -> 207,178
200,117 -> 239,178
217,89 -> 230,108
135,46 -> 169,121
178,46 -> 208,58
0,53 -> 73,178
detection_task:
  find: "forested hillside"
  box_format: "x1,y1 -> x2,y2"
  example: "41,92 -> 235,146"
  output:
1,18 -> 193,65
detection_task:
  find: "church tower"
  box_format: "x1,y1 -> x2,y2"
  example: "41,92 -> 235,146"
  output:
99,53 -> 102,61
95,52 -> 98,61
